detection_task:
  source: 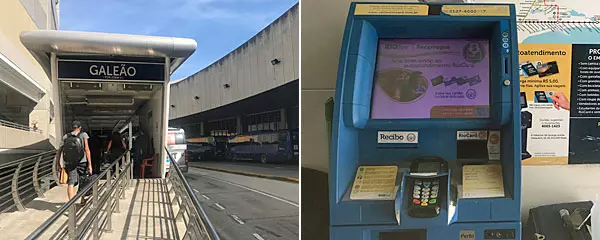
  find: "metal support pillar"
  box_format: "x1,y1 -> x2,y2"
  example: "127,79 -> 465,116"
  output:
11,162 -> 25,211
33,156 -> 45,198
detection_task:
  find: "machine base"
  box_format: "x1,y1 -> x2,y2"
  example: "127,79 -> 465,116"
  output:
331,222 -> 521,240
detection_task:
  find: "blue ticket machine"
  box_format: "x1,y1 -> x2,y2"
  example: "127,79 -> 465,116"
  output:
330,3 -> 521,240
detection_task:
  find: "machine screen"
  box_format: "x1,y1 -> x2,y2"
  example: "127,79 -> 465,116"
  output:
370,39 -> 490,119
417,162 -> 440,173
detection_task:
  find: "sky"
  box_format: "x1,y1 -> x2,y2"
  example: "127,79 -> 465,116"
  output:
59,0 -> 298,80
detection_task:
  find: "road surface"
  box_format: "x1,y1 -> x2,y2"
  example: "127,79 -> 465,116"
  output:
184,167 -> 299,240
189,161 -> 298,180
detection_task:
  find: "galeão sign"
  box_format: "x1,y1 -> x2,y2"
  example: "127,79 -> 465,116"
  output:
58,59 -> 165,82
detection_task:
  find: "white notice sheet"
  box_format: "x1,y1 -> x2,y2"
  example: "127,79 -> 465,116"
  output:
462,164 -> 505,199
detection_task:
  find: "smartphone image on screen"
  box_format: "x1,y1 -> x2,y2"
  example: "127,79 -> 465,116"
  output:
521,63 -> 538,77
534,91 -> 549,103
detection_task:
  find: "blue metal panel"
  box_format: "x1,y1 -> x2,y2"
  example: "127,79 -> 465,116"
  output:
331,2 -> 521,240
333,222 -> 522,240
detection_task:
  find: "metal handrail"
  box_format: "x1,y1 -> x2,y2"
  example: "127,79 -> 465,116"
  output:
26,150 -> 132,240
0,119 -> 43,134
166,148 -> 221,240
0,150 -> 57,214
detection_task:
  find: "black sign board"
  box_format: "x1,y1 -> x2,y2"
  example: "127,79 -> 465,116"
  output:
58,60 -> 165,82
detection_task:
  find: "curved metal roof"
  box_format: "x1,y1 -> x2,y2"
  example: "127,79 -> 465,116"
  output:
20,30 -> 197,75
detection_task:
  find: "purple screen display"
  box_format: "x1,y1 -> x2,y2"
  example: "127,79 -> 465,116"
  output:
370,39 -> 490,119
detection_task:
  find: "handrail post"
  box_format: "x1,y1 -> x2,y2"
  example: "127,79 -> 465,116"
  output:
105,168 -> 113,233
170,175 -> 179,207
68,204 -> 76,240
172,177 -> 183,221
92,181 -> 99,240
126,151 -> 132,188
11,162 -> 25,211
33,155 -> 45,198
120,157 -> 126,199
52,153 -> 60,184
127,121 -> 132,187
114,160 -> 121,213
183,220 -> 196,240
115,160 -> 120,182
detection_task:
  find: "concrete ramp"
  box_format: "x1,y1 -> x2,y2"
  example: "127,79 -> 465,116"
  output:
0,179 -> 185,240
0,184 -> 68,240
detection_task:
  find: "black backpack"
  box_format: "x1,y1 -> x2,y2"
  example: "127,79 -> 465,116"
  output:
63,132 -> 84,167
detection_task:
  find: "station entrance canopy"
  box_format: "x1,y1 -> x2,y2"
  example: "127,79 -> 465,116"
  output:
20,30 -> 197,178
20,30 -> 197,77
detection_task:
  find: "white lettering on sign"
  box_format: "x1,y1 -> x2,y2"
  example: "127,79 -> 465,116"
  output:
457,131 -> 488,140
377,131 -> 418,144
459,230 -> 475,240
89,64 -> 136,77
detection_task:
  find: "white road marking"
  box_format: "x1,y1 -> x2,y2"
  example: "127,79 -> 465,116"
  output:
214,203 -> 226,210
193,188 -> 199,193
199,173 -> 299,207
253,233 -> 265,240
201,194 -> 210,200
230,214 -> 245,225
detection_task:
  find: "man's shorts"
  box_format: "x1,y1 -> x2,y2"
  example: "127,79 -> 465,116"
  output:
66,162 -> 87,185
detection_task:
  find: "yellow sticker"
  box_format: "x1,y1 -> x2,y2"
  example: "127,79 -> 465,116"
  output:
354,4 -> 428,16
441,5 -> 510,17
350,165 -> 398,200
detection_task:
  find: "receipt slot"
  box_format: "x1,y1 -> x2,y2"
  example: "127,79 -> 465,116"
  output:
329,3 -> 521,240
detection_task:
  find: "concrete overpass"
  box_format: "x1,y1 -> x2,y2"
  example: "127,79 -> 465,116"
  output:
169,3 -> 299,137
0,0 -> 60,163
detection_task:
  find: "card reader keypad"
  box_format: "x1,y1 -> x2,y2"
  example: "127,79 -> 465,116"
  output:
412,179 -> 439,206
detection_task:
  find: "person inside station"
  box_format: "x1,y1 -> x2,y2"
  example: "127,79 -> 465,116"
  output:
106,131 -> 127,174
88,134 -> 103,174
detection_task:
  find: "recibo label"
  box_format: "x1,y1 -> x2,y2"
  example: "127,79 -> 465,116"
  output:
377,131 -> 418,144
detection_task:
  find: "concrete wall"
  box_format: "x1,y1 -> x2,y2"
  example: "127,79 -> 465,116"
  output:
0,0 -> 58,146
301,0 -> 600,220
0,125 -> 45,149
139,86 -> 166,178
169,4 -> 299,120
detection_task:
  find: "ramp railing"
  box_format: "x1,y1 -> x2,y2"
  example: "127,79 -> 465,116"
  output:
26,150 -> 133,240
0,119 -> 43,133
166,148 -> 221,240
0,150 -> 57,214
